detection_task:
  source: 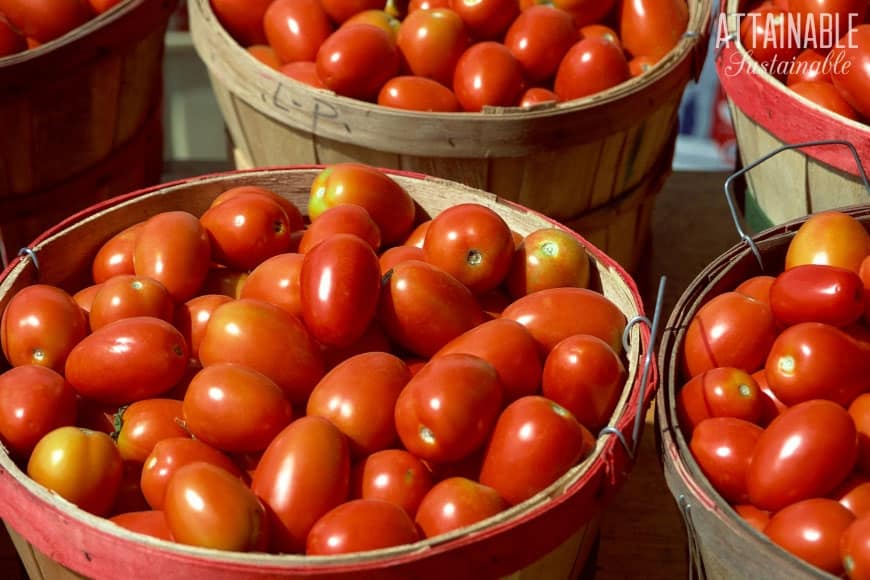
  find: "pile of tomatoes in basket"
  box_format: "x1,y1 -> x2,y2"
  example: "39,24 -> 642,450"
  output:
739,0 -> 870,122
0,0 -> 122,55
680,210 -> 870,577
211,0 -> 690,111
0,162 -> 630,556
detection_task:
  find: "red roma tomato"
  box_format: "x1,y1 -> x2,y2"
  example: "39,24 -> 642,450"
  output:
344,9 -> 401,42
433,318 -> 542,404
279,61 -> 327,87
164,462 -> 267,551
200,193 -> 292,271
769,264 -> 864,327
480,396 -> 594,505
115,398 -> 189,463
0,0 -> 91,43
501,287 -> 627,356
133,211 -> 211,303
0,365 -> 76,457
504,5 -> 577,83
739,7 -> 799,73
109,510 -> 173,541
551,0 -> 616,28
111,461 -> 155,516
173,294 -> 233,360
199,267 -> 248,299
519,87 -> 560,106
843,513 -> 870,580
307,352 -> 409,456
316,24 -> 400,100
141,437 -> 243,510
733,504 -> 771,533
542,334 -> 625,432
861,255 -> 870,322
321,322 -> 393,369
580,24 -> 622,50
74,284 -> 102,316
65,317 -> 189,406
183,363 -> 293,453
790,0 -> 867,50
752,369 -> 787,426
477,288 -> 513,318
554,37 -> 630,102
308,163 -> 415,246
247,45 -> 283,70
88,275 -> 174,332
321,0 -> 387,23
628,55 -> 656,77
88,0 -> 121,11
689,417 -> 763,504
423,203 -> 515,295
198,299 -> 324,405
734,274 -> 776,306
306,499 -> 420,555
790,80 -> 859,119
209,185 -> 305,233
833,476 -> 870,517
396,8 -> 470,87
377,76 -> 461,112
378,260 -> 486,358
619,0 -> 688,61
764,498 -> 855,575
829,24 -> 870,118
414,477 -> 506,538
765,322 -> 870,407
449,0 -> 518,40
27,426 -> 123,516
299,204 -> 382,254
211,0 -> 272,46
238,253 -> 304,318
682,291 -> 777,378
677,367 -> 765,434
787,48 -> 831,85
1,284 -> 88,372
506,227 -> 591,298
300,234 -> 381,348
748,399 -> 857,511
263,0 -> 333,63
395,354 -> 502,463
408,0 -> 450,10
785,211 -> 870,274
251,416 -> 350,554
850,393 -> 870,473
379,245 -> 426,275
352,449 -> 433,517
452,42 -> 525,111
0,17 -> 26,57
92,223 -> 141,284
404,220 -> 431,248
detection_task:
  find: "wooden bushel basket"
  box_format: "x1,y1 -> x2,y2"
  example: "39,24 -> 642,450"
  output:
0,166 -> 654,580
717,0 -> 870,230
187,0 -> 712,273
0,0 -> 178,263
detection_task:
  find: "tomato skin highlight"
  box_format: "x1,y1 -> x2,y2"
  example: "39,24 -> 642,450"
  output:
769,264 -> 865,327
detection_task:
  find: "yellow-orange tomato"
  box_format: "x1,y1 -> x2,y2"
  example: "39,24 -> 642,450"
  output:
785,211 -> 870,274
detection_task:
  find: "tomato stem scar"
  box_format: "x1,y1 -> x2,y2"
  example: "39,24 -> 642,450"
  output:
777,355 -> 796,375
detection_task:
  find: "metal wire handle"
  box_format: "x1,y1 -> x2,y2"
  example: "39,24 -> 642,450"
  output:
679,494 -> 707,580
599,276 -> 667,460
15,247 -> 40,280
724,139 -> 870,271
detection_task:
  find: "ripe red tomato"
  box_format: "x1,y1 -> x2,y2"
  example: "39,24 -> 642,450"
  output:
377,76 -> 461,111
140,437 -> 243,510
519,87 -> 560,106
829,24 -> 870,118
0,16 -> 26,57
306,499 -> 420,555
248,45 -> 283,71
841,513 -> 870,579
580,24 -> 622,50
307,352 -> 410,456
747,399 -> 857,511
92,223 -> 141,283
64,317 -> 189,406
1,284 -> 88,372
733,503 -> 771,533
787,48 -> 831,85
299,204 -> 382,254
88,275 -> 174,332
279,61 -> 327,87
433,318 -> 542,404
849,393 -> 870,473
352,449 -> 433,517
396,8 -> 470,87
27,426 -> 123,516
73,284 -> 101,317
343,9 -> 401,41
320,0 -> 387,23
0,365 -> 77,457
833,476 -> 870,517
300,234 -> 382,348
115,398 -> 189,464
0,0 -> 92,43
133,211 -> 211,303
173,294 -> 233,360
506,227 -> 591,299
677,367 -> 765,434
251,416 -> 350,554
238,253 -> 304,318
628,56 -> 656,77
109,510 -> 173,542
504,5 -> 577,83
734,274 -> 776,306
321,322 -> 394,370
198,299 -> 325,405
198,267 -> 248,299
739,7 -> 800,74
689,417 -> 763,504
542,334 -> 625,432
263,0 -> 333,63
479,395 -> 594,505
316,24 -> 400,100
378,260 -> 486,358
554,37 -> 630,102
164,462 -> 267,552
769,264 -> 865,327
449,0 -> 518,40
764,498 -> 855,575
404,220 -> 431,248
790,80 -> 860,119
379,245 -> 426,275
415,477 -> 506,538
395,353 -> 502,463
619,0 -> 689,61
551,0 -> 616,27
501,287 -> 627,356
209,185 -> 305,233
452,41 -> 525,111
682,291 -> 778,378
790,0 -> 867,50
785,211 -> 870,274
211,0 -> 272,46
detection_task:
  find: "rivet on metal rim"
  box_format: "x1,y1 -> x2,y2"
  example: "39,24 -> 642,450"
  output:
598,276 -> 667,461
16,248 -> 40,279
724,139 -> 870,271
